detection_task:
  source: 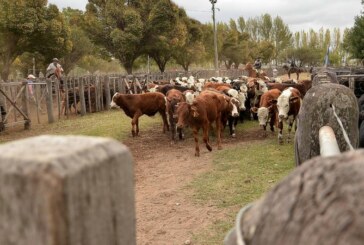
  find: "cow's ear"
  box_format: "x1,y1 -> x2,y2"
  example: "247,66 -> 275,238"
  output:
290,96 -> 299,102
251,107 -> 258,113
271,99 -> 277,105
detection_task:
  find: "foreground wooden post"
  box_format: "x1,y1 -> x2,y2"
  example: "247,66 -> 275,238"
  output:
45,79 -> 55,123
225,150 -> 364,245
79,78 -> 86,116
0,135 -> 136,245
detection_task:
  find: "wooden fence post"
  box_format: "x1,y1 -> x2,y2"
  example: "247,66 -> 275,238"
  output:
79,78 -> 86,116
0,135 -> 136,245
45,79 -> 55,123
104,76 -> 111,110
21,82 -> 31,130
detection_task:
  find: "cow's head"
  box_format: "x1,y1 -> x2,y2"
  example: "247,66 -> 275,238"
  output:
257,107 -> 269,127
110,93 -> 120,109
237,92 -> 246,111
176,102 -> 190,129
276,88 -> 298,120
229,97 -> 240,117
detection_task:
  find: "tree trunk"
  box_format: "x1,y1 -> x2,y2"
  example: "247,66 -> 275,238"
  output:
225,150 -> 364,245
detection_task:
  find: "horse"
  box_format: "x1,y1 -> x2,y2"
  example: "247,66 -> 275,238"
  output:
244,62 -> 268,80
282,64 -> 305,80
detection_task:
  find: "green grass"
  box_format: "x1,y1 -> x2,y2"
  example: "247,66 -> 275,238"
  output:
0,110 -> 159,143
190,125 -> 295,244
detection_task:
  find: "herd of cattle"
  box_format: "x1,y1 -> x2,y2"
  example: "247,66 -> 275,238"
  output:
109,68 -> 363,163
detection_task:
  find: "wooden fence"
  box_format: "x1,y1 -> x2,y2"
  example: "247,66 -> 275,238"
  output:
1,67 -> 363,132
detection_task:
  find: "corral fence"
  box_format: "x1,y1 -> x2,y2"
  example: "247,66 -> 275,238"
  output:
0,67 -> 363,132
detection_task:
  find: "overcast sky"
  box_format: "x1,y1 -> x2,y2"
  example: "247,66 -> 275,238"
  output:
48,0 -> 363,32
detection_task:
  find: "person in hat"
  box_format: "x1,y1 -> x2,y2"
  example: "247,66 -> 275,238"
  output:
26,74 -> 36,99
46,58 -> 63,79
254,57 -> 262,71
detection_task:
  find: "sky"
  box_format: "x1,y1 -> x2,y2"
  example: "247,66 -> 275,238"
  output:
48,0 -> 363,33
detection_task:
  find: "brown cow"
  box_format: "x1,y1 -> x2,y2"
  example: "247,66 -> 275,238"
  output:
251,89 -> 281,132
176,92 -> 235,156
273,87 -> 301,144
110,92 -> 169,137
166,89 -> 185,141
267,82 -> 306,98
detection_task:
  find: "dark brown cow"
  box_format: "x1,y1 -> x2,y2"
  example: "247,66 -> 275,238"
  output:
267,82 -> 307,98
274,87 -> 301,144
110,92 -> 169,137
166,89 -> 185,141
251,89 -> 281,132
176,92 -> 233,156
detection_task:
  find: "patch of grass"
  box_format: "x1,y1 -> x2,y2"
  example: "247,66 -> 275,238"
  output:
0,110 -> 160,143
191,126 -> 295,244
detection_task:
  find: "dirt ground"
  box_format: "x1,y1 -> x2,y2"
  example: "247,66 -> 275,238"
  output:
122,126 -> 265,245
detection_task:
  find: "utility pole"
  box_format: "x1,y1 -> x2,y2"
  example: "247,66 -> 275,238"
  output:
210,0 -> 219,76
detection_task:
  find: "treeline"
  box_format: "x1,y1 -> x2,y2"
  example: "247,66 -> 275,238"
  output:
0,0 -> 363,80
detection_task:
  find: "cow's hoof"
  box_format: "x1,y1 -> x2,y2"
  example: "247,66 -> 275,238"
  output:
195,152 -> 200,157
231,133 -> 236,138
206,144 -> 212,151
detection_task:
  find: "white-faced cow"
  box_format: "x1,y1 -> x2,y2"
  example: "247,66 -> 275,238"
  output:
274,87 -> 301,144
251,89 -> 281,132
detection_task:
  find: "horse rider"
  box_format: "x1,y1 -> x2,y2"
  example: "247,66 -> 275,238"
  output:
290,59 -> 297,68
254,57 -> 262,71
46,58 -> 63,78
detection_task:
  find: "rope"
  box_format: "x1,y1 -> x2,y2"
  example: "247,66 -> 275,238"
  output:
331,104 -> 354,150
235,203 -> 253,245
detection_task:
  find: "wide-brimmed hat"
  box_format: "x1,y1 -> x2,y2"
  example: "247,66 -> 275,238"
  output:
52,58 -> 59,62
27,74 -> 36,79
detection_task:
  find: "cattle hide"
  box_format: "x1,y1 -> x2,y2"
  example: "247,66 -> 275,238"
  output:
295,83 -> 358,165
224,150 -> 364,245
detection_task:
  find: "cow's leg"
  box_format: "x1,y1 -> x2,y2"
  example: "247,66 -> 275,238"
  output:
269,113 -> 275,132
178,127 -> 184,140
287,117 -> 295,143
202,123 -> 212,152
168,112 -> 176,141
216,119 -> 222,150
160,110 -> 169,133
193,128 -> 200,157
278,120 -> 284,144
131,111 -> 142,137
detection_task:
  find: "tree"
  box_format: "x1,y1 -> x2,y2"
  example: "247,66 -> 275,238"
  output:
272,16 -> 292,64
344,14 -> 364,60
0,0 -> 71,80
173,18 -> 205,71
62,8 -> 94,74
143,0 -> 181,72
85,0 -> 144,74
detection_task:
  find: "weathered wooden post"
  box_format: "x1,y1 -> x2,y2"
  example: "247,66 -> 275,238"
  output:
104,76 -> 111,110
79,78 -> 87,116
0,135 -> 136,245
21,81 -> 31,129
45,79 -> 55,123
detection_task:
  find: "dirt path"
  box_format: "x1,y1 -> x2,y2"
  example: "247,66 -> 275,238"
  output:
123,126 -> 265,245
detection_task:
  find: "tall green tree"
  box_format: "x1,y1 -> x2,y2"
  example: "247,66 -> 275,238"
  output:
173,17 -> 205,71
143,0 -> 181,72
272,16 -> 292,63
0,0 -> 71,80
344,5 -> 364,60
85,0 -> 144,74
